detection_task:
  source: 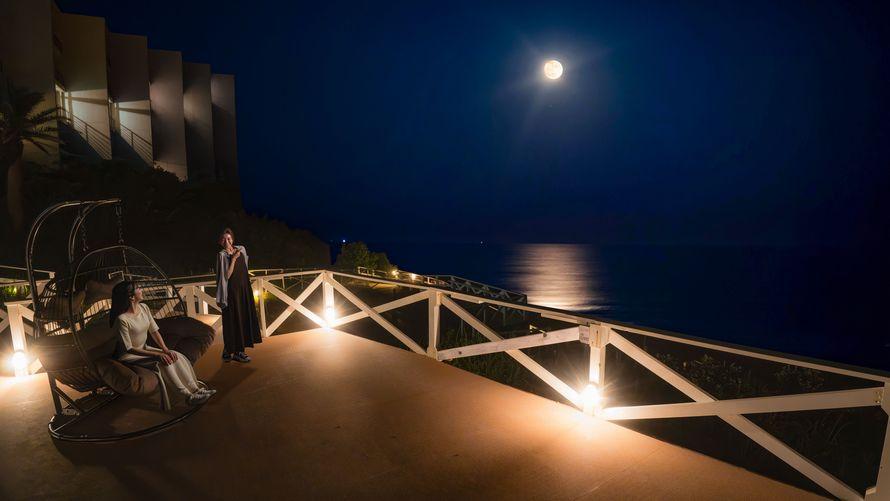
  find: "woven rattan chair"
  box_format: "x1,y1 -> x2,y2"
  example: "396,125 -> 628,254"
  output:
25,199 -> 215,441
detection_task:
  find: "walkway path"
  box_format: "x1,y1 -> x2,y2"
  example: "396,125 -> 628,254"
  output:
0,329 -> 824,499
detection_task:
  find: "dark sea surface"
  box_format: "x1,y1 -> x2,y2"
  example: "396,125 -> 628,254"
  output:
368,243 -> 890,373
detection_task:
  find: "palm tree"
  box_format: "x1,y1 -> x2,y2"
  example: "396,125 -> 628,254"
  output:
0,76 -> 59,231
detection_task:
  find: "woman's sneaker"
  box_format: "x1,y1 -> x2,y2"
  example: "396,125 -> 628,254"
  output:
233,352 -> 251,363
222,352 -> 232,362
187,392 -> 211,406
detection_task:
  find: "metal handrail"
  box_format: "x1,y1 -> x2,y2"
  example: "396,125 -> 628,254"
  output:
429,273 -> 527,303
60,110 -> 112,159
113,120 -> 152,164
355,266 -> 447,286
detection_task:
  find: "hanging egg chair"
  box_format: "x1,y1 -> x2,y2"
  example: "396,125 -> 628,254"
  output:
25,199 -> 217,442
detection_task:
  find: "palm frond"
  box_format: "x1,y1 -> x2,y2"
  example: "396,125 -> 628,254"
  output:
12,88 -> 45,114
0,77 -> 59,150
25,131 -> 60,143
28,106 -> 60,125
35,124 -> 60,135
23,137 -> 51,154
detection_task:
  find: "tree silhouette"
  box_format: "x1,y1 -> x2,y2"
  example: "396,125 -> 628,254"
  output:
0,75 -> 60,231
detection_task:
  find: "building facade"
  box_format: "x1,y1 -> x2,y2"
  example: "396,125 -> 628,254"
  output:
0,0 -> 239,184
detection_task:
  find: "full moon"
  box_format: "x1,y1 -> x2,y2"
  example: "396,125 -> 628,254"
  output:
544,60 -> 563,79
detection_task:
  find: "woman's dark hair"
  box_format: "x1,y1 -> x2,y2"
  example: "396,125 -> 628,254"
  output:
218,228 -> 234,248
109,280 -> 136,327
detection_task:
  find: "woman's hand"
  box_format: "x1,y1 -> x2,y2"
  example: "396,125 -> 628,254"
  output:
159,352 -> 175,366
163,349 -> 178,363
232,248 -> 241,260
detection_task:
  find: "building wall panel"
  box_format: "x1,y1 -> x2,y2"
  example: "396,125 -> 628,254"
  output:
183,62 -> 215,182
108,33 -> 153,165
0,0 -> 59,165
211,73 -> 239,184
53,8 -> 112,159
148,49 -> 188,180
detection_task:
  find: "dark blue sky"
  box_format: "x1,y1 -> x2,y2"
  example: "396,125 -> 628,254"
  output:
62,0 -> 890,246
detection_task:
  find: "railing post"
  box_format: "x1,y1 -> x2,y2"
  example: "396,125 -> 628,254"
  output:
427,291 -> 441,358
183,286 -> 196,317
322,271 -> 335,327
37,275 -> 52,296
585,324 -> 609,416
7,304 -> 30,377
256,278 -> 268,337
199,285 -> 209,315
867,384 -> 890,500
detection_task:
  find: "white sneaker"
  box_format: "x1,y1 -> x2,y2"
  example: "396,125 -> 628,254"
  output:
196,381 -> 216,396
187,392 -> 211,406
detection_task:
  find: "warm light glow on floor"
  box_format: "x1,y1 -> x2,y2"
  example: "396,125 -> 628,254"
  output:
580,384 -> 602,413
8,351 -> 28,377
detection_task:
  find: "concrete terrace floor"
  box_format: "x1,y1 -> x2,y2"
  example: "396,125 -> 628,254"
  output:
0,329 -> 824,500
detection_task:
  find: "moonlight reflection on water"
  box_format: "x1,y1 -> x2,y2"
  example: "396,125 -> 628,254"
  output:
506,244 -> 605,312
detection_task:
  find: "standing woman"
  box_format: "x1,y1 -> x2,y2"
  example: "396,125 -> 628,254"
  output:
215,228 -> 262,362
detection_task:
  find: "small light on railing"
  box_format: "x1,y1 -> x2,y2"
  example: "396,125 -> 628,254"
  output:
580,384 -> 602,413
409,273 -> 417,281
391,269 -> 399,277
9,350 -> 28,375
324,306 -> 337,330
252,288 -> 260,301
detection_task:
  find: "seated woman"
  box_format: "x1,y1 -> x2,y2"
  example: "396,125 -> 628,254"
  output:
110,281 -> 215,407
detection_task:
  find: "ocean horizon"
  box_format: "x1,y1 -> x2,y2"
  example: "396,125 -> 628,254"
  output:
365,242 -> 889,372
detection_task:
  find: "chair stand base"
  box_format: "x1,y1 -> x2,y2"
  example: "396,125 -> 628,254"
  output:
48,390 -> 205,443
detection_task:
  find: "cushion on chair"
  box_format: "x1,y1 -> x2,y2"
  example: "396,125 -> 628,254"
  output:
151,316 -> 215,363
84,276 -> 123,308
32,320 -> 119,371
94,358 -> 160,396
37,290 -> 86,322
42,314 -> 213,398
94,315 -> 214,397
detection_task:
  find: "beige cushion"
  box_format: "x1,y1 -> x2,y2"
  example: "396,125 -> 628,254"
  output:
37,291 -> 86,322
84,277 -> 123,307
94,358 -> 159,396
151,316 -> 216,363
33,319 -> 118,371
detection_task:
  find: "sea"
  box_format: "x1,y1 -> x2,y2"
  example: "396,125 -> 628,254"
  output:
367,243 -> 890,373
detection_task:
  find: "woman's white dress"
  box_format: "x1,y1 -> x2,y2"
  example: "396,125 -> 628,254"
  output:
116,303 -> 201,408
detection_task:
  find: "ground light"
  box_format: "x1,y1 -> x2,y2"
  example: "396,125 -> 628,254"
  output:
323,306 -> 337,331
580,384 -> 602,414
9,350 -> 28,376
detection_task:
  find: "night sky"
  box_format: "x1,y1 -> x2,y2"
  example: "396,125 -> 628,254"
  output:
61,0 -> 890,247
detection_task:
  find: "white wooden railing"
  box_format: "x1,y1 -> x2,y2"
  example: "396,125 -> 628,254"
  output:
2,267 -> 889,499
1,266 -> 53,378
